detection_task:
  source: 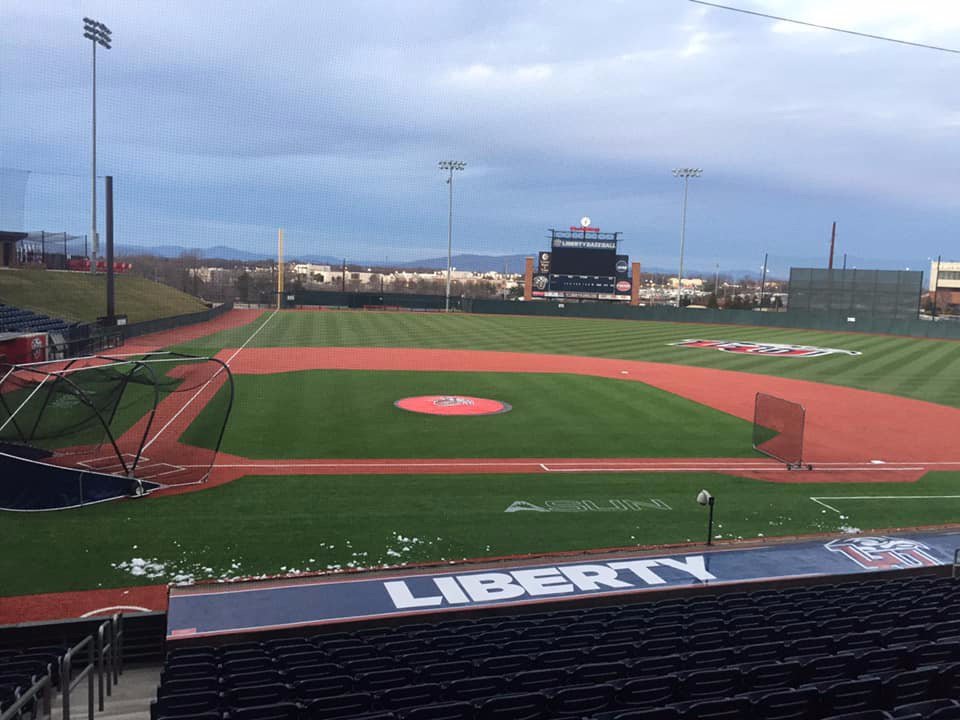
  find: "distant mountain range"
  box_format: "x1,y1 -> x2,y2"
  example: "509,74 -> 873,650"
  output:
114,243 -> 782,279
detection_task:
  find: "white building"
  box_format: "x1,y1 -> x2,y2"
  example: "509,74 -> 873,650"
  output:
930,260 -> 960,292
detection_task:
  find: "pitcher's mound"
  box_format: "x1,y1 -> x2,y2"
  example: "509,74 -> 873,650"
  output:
394,395 -> 512,416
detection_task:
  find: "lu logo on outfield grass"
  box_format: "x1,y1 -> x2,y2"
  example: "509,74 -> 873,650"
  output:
670,339 -> 861,358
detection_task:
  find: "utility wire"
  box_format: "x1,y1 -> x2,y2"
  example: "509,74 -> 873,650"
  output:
688,0 -> 960,55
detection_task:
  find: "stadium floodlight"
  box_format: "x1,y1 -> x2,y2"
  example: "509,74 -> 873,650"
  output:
438,160 -> 467,312
672,168 -> 702,308
83,17 -> 112,274
696,489 -> 716,545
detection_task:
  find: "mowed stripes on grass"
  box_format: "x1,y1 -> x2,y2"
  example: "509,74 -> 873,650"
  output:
181,370 -> 756,459
176,310 -> 960,409
6,470 -> 960,596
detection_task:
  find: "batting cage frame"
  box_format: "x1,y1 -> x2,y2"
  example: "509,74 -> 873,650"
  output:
0,351 -> 234,511
752,392 -> 813,471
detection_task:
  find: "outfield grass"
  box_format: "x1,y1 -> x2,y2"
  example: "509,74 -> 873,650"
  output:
182,370 -> 756,459
0,268 -> 206,323
5,471 -> 960,596
178,311 -> 960,409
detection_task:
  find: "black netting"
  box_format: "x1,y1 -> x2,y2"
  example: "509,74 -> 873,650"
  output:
0,352 -> 233,503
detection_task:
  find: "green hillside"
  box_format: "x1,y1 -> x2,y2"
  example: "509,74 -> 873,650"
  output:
0,268 -> 207,323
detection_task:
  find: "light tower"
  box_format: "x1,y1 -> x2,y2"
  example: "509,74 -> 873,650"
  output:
672,168 -> 702,308
438,160 -> 466,312
83,17 -> 112,274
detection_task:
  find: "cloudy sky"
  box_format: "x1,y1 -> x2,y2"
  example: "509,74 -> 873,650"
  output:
2,1 -> 958,272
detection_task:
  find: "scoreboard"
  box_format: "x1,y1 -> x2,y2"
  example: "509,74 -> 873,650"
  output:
532,226 -> 631,301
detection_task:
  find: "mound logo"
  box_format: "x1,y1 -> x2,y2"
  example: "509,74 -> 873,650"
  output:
670,339 -> 861,358
434,396 -> 474,407
825,536 -> 940,570
395,395 -> 512,416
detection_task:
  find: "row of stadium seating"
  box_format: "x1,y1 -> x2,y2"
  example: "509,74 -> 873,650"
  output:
0,303 -> 76,333
0,642 -> 65,714
153,573 -> 959,720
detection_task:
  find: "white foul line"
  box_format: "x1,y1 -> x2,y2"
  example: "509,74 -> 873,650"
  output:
811,494 -> 960,514
142,310 -> 278,451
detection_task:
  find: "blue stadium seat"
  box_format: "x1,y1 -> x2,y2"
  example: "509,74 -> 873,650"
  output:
569,661 -> 630,684
225,683 -> 291,708
295,674 -> 355,700
880,668 -> 938,708
476,692 -> 548,720
150,691 -> 220,720
304,692 -> 373,719
549,682 -> 616,716
404,701 -> 475,720
890,698 -> 959,718
751,686 -> 819,720
685,696 -> 753,720
379,683 -> 444,711
682,668 -> 741,701
741,661 -> 802,693
230,702 -> 299,720
507,668 -> 569,692
444,675 -> 506,701
616,675 -> 680,709
819,677 -> 883,716
419,660 -> 473,684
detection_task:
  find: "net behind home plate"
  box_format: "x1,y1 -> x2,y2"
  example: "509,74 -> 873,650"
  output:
0,352 -> 233,493
752,392 -> 808,470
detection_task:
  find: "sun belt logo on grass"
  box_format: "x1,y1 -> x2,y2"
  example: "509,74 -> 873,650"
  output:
825,536 -> 940,570
670,339 -> 861,358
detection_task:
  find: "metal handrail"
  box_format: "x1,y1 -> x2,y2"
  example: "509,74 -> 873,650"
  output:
94,615 -> 123,710
953,548 -> 960,578
61,635 -> 95,720
0,674 -> 52,720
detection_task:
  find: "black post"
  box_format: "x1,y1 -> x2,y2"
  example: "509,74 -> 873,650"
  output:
842,253 -> 847,271
105,175 -> 115,320
758,252 -> 769,308
41,231 -> 45,264
341,259 -> 346,293
933,255 -> 942,319
706,496 -> 715,546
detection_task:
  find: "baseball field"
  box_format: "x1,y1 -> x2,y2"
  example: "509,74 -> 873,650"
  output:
4,308 -> 960,613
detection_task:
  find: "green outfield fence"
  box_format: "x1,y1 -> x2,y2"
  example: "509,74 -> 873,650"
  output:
294,290 -> 458,311
120,301 -> 234,339
290,289 -> 960,340
464,299 -> 960,339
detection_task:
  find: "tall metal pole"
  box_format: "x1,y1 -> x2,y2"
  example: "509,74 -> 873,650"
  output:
672,168 -> 701,308
105,175 -> 114,319
446,166 -> 453,312
933,254 -> 942,319
714,263 -> 719,298
84,18 -> 111,274
90,40 -> 97,274
438,161 -> 465,312
759,252 -> 769,308
677,175 -> 689,308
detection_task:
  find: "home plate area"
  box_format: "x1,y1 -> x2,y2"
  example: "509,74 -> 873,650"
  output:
77,453 -> 188,481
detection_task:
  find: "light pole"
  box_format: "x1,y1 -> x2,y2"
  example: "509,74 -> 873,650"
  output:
83,17 -> 112,275
438,160 -> 466,312
672,168 -> 702,308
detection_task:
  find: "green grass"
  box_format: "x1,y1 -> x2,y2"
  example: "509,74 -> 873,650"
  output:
182,371 -> 756,459
5,470 -> 960,596
178,310 -> 960,409
0,268 -> 206,323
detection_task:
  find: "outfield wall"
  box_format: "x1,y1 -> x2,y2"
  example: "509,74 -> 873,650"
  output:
295,290 -> 458,311
121,301 -> 234,339
465,299 -> 960,340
